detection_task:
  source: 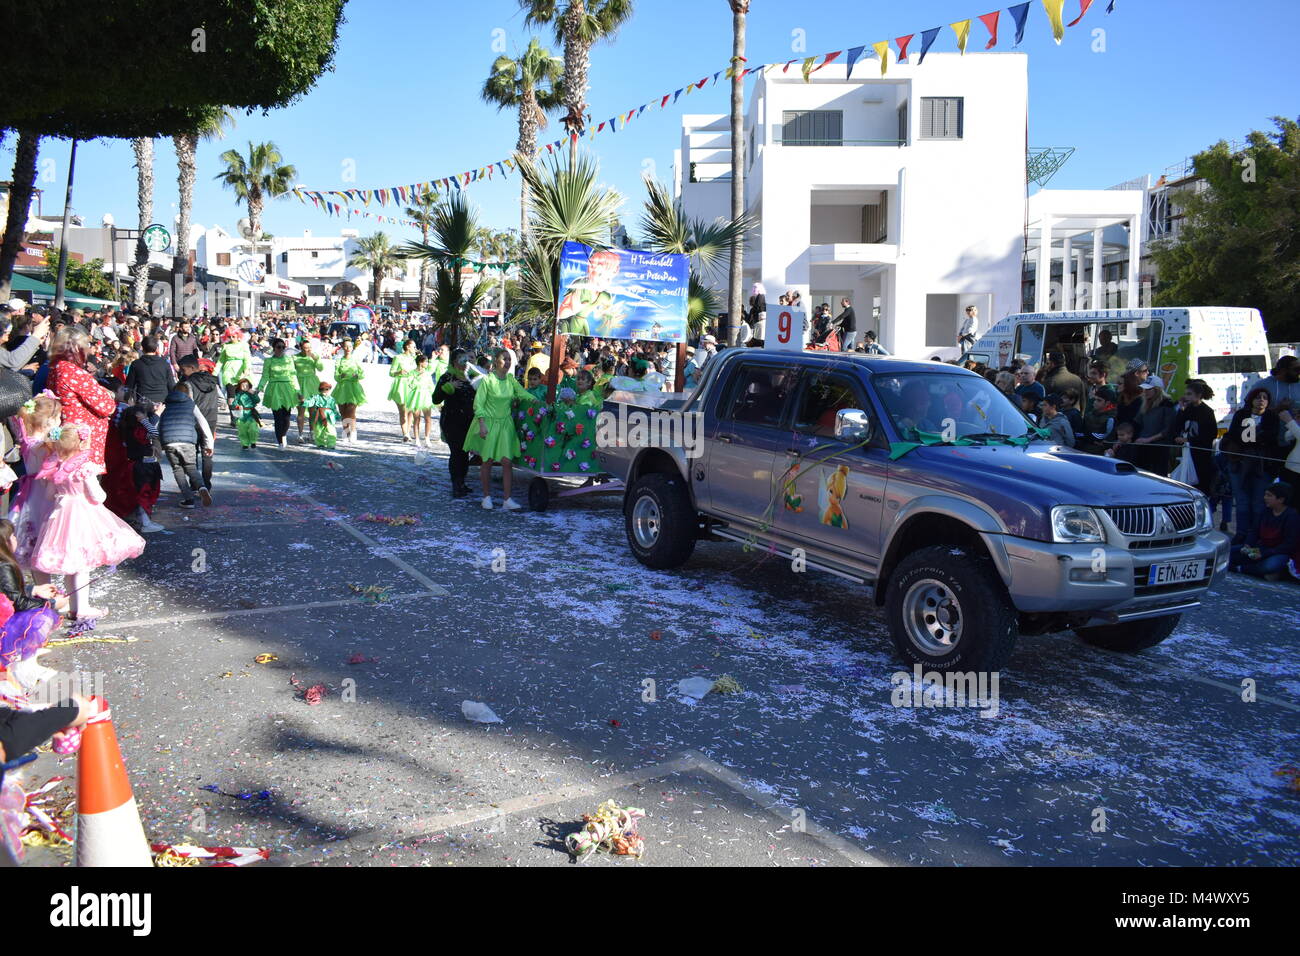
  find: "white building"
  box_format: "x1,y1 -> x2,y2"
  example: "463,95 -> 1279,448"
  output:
675,53 -> 1029,355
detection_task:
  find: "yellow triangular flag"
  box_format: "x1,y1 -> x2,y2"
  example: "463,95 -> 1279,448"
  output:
801,56 -> 816,82
872,41 -> 889,76
1042,0 -> 1066,44
950,19 -> 972,54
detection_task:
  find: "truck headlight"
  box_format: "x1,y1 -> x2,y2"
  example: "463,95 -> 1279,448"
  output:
1194,495 -> 1212,532
1051,505 -> 1105,543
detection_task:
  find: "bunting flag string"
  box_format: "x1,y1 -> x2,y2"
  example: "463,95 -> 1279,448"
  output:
288,0 -> 1114,221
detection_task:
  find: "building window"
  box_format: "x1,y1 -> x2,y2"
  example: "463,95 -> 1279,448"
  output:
781,110 -> 843,146
919,97 -> 963,139
897,102 -> 909,146
216,252 -> 231,266
311,251 -> 319,258
281,252 -> 289,263
308,284 -> 326,297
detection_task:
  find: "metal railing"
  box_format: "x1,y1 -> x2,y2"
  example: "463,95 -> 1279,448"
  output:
773,137 -> 905,147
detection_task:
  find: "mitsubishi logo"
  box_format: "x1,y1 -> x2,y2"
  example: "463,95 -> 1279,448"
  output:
1155,509 -> 1174,535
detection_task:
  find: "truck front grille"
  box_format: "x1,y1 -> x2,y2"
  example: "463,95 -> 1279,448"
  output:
1105,503 -> 1199,538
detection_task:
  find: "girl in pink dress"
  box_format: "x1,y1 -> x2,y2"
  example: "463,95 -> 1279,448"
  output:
30,424 -> 145,621
7,392 -> 62,580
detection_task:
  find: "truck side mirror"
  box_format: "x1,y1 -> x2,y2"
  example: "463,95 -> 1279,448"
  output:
835,409 -> 871,441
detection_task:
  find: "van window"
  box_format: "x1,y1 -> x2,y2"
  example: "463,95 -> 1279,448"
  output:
1197,354 -> 1269,375
1014,324 -> 1046,363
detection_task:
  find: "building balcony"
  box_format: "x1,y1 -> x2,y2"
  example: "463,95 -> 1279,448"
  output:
808,242 -> 898,266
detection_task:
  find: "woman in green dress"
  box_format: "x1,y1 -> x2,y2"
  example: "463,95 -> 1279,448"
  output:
388,339 -> 418,443
257,338 -> 300,448
218,330 -> 252,426
463,348 -> 533,511
292,338 -> 325,444
407,353 -> 436,448
332,338 -> 367,445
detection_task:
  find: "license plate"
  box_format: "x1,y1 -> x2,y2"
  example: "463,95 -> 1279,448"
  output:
1147,559 -> 1206,586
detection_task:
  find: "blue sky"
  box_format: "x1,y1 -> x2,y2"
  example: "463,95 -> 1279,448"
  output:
8,0 -> 1299,247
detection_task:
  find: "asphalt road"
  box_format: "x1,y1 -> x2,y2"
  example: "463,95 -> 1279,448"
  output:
18,367 -> 1299,867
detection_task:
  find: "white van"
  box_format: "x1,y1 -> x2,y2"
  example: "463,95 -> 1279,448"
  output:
967,308 -> 1271,423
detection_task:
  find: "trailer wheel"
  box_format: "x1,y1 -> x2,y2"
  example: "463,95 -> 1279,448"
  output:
528,477 -> 550,512
884,545 -> 1019,672
1074,614 -> 1180,652
625,473 -> 697,569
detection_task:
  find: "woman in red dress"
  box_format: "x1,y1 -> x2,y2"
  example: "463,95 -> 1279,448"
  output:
45,327 -> 117,475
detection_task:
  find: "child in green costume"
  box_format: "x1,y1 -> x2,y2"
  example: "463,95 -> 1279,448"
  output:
388,339 -> 418,442
231,378 -> 261,449
332,338 -> 367,445
257,338 -> 299,448
304,381 -> 341,449
406,353 -> 436,448
293,340 -> 325,444
463,348 -> 533,511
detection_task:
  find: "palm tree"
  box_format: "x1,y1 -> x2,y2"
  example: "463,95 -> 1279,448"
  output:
213,141 -> 296,265
347,232 -> 404,307
403,187 -> 439,310
520,0 -> 635,164
474,228 -> 520,315
0,130 -> 41,301
173,107 -> 235,291
129,137 -> 154,309
639,177 -> 752,336
483,37 -> 565,239
727,0 -> 750,346
516,152 -> 623,396
399,192 -> 487,350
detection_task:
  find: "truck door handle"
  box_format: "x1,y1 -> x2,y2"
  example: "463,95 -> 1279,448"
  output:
717,434 -> 733,443
785,449 -> 801,456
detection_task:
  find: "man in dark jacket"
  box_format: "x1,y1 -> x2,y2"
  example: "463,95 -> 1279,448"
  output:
125,335 -> 175,406
835,298 -> 857,352
178,354 -> 221,491
168,319 -> 199,372
158,381 -> 213,508
432,349 -> 474,498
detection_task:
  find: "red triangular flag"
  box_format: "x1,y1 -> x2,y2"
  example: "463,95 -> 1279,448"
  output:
979,11 -> 1000,48
896,34 -> 915,61
1067,0 -> 1094,27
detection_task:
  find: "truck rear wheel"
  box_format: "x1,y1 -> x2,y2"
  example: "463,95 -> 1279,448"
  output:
625,473 -> 697,569
884,545 -> 1019,672
1074,614 -> 1180,652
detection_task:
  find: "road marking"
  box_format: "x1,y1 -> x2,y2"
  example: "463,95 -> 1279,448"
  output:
1139,661 -> 1299,713
107,592 -> 437,630
302,752 -> 884,867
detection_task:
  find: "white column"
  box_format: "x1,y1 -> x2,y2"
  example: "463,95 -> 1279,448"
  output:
1035,217 -> 1053,312
1126,215 -> 1140,308
1062,236 -> 1073,310
1091,229 -> 1103,309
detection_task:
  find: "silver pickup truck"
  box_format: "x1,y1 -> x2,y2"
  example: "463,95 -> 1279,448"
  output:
595,349 -> 1230,672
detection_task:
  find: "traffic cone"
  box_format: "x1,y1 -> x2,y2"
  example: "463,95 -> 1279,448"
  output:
75,697 -> 152,867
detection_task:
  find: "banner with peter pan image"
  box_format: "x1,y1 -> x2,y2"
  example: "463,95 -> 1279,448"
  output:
556,242 -> 689,344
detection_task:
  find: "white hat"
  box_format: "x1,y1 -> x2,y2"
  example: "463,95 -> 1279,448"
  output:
1139,375 -> 1165,391
701,334 -> 717,344
5,298 -> 26,312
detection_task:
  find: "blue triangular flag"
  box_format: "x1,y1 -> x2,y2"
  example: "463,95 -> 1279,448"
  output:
673,89 -> 683,103
1009,2 -> 1032,46
1106,0 -> 1116,11
918,27 -> 941,64
845,45 -> 865,78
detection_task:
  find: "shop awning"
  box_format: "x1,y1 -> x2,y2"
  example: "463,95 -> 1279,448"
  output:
9,272 -> 118,308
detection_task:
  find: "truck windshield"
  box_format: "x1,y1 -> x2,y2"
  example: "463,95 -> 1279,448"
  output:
874,372 -> 1031,441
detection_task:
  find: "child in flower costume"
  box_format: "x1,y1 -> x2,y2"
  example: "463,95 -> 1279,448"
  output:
231,379 -> 261,449
304,382 -> 341,450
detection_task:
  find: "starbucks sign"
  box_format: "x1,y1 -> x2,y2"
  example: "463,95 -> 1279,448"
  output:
142,223 -> 172,253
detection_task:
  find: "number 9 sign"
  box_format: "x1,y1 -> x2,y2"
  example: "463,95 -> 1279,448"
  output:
770,308 -> 806,352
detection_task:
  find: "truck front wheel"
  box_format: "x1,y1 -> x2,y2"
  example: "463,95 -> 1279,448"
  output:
1074,614 -> 1180,652
884,545 -> 1019,672
625,473 -> 697,569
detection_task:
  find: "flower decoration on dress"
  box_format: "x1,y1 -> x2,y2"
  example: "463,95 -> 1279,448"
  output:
578,461 -> 591,472
543,437 -> 556,448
